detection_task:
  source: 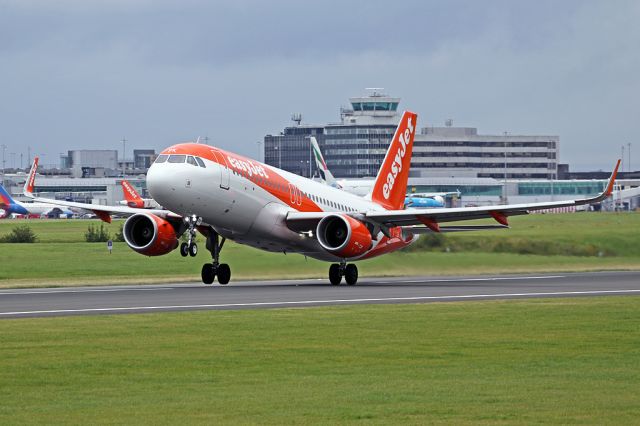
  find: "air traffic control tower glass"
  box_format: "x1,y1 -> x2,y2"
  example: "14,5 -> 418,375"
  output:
351,102 -> 399,111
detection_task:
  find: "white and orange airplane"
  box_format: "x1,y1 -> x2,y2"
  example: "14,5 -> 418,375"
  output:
24,112 -> 620,285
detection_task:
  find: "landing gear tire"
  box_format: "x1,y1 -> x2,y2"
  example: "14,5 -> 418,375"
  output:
345,264 -> 358,285
180,242 -> 189,257
329,264 -> 342,285
201,264 -> 215,285
189,242 -> 198,257
201,227 -> 229,286
217,263 -> 231,285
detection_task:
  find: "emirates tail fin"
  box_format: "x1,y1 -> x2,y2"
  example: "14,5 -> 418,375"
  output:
369,111 -> 418,210
310,137 -> 340,188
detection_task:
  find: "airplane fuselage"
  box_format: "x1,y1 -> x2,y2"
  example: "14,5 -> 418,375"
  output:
147,144 -> 417,262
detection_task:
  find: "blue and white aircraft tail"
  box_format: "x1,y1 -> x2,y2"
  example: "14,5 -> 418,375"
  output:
0,185 -> 29,216
1,183 -> 76,217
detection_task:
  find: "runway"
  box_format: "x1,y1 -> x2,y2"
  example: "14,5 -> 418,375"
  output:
1,271 -> 639,318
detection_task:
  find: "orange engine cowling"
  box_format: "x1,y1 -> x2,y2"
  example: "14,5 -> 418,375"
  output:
123,213 -> 179,256
316,214 -> 373,258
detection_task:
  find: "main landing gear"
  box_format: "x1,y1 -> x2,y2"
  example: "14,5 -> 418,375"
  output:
180,215 -> 200,257
328,261 -> 358,286
201,228 -> 231,285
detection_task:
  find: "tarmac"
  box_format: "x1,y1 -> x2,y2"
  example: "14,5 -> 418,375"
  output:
1,271 -> 639,318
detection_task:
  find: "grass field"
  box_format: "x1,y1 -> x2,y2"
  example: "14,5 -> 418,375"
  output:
0,213 -> 639,287
1,296 -> 639,424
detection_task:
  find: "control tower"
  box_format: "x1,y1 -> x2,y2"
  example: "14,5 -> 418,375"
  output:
264,89 -> 402,178
339,88 -> 401,126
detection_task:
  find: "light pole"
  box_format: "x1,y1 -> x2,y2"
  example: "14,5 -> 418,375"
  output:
1,144 -> 6,177
121,137 -> 127,177
309,137 -> 312,177
503,137 -> 508,204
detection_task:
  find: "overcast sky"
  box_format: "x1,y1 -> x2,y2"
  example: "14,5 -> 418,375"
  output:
1,0 -> 638,171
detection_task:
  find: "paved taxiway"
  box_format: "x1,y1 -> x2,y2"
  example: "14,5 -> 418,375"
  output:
1,271 -> 639,318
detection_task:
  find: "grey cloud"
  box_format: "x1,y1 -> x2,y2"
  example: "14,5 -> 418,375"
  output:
0,0 -> 638,171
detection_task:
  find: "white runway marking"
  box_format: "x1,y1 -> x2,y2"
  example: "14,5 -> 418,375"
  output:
397,275 -> 565,284
0,287 -> 174,296
1,288 -> 639,317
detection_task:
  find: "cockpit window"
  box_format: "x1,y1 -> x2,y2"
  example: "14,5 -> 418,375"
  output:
168,155 -> 186,163
195,157 -> 206,168
187,156 -> 198,166
155,155 -> 168,163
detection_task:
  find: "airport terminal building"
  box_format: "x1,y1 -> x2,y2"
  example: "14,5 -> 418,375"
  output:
264,92 -> 559,180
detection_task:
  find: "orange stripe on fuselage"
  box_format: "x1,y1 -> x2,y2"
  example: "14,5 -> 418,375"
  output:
161,143 -> 323,213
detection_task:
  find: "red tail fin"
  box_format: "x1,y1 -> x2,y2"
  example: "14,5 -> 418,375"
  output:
24,157 -> 39,195
121,180 -> 144,208
370,111 -> 418,210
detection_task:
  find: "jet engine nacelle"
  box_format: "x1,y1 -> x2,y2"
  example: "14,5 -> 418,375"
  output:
316,214 -> 372,258
123,213 -> 179,256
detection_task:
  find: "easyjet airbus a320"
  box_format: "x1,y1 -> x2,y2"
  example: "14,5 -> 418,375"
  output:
24,112 -> 620,285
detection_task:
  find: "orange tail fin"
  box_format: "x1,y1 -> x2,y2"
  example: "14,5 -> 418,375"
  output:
121,180 -> 144,208
369,111 -> 418,210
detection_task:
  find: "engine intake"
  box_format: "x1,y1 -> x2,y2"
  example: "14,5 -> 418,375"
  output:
316,214 -> 372,258
123,213 -> 179,256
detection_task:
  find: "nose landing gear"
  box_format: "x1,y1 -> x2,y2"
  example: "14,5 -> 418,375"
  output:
180,215 -> 201,257
201,227 -> 231,285
328,261 -> 358,285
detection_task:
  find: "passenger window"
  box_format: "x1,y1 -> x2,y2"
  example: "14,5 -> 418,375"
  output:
187,156 -> 198,166
195,157 -> 206,168
155,155 -> 168,163
168,155 -> 186,163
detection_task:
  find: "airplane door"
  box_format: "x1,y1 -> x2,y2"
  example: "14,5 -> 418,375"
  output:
211,149 -> 230,190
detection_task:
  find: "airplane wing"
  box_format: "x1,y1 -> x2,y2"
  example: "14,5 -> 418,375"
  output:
23,157 -> 179,223
286,160 -> 620,234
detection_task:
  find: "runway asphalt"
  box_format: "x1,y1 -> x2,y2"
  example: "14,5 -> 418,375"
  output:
1,271 -> 639,318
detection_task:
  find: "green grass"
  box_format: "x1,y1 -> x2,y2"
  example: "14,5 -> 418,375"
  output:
0,213 -> 639,288
1,297 -> 639,424
410,212 -> 640,256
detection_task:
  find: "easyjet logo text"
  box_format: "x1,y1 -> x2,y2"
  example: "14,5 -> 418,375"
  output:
122,182 -> 138,199
382,117 -> 414,199
227,156 -> 269,178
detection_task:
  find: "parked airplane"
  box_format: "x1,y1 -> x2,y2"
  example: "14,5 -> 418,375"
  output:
405,194 -> 448,208
0,184 -> 73,218
23,111 -> 619,285
310,136 -> 458,207
119,180 -> 161,209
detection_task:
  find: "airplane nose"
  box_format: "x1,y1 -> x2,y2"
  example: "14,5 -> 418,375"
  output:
146,164 -> 174,206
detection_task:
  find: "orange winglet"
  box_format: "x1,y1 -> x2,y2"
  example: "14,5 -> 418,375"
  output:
418,217 -> 440,232
489,211 -> 509,226
605,159 -> 621,197
93,210 -> 112,224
